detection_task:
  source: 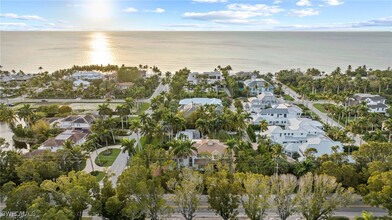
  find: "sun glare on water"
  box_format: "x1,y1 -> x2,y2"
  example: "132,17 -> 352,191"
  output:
89,32 -> 114,65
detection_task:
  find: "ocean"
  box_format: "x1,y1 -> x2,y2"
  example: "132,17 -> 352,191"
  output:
0,31 -> 391,73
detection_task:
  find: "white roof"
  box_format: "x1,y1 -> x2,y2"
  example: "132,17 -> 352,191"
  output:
287,118 -> 323,130
179,98 -> 222,106
298,136 -> 343,157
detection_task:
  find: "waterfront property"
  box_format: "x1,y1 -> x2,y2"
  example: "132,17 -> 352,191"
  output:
186,71 -> 223,92
0,72 -> 33,84
39,129 -> 89,152
348,93 -> 389,113
243,75 -> 274,96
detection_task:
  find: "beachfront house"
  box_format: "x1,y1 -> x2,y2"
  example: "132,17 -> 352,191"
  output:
348,93 -> 389,113
187,72 -> 223,91
38,130 -> 88,152
243,76 -> 274,96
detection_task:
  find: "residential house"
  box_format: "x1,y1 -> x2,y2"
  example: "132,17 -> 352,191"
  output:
180,139 -> 228,169
187,72 -> 223,91
0,73 -> 33,84
58,115 -> 96,130
73,79 -> 90,89
178,98 -> 223,117
243,76 -> 274,95
252,103 -> 302,126
72,71 -> 103,80
261,117 -> 342,159
38,130 -> 88,152
176,129 -> 201,140
348,93 -> 389,113
116,82 -> 134,90
245,92 -> 279,113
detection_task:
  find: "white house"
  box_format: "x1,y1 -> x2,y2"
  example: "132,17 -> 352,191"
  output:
73,79 -> 90,89
58,115 -> 96,130
38,130 -> 88,152
72,71 -> 103,80
285,136 -> 343,160
349,94 -> 389,113
187,72 -> 223,86
243,76 -> 274,96
176,129 -> 201,140
245,92 -> 279,113
252,103 -> 302,126
260,116 -> 342,159
178,98 -> 223,117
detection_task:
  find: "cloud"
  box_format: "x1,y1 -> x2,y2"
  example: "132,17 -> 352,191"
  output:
183,3 -> 283,24
0,13 -> 45,21
288,8 -> 319,17
296,0 -> 311,6
273,0 -> 283,4
227,3 -> 284,14
277,17 -> 392,30
123,7 -> 138,13
162,23 -> 226,28
323,0 -> 343,6
0,22 -> 28,28
146,8 -> 165,13
192,0 -> 227,3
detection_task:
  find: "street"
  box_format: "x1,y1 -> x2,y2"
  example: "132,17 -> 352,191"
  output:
274,79 -> 364,146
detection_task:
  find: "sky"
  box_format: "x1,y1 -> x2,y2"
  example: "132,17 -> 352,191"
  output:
0,0 -> 391,31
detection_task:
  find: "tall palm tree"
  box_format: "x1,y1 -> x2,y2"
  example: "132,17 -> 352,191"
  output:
18,104 -> 34,127
97,103 -> 113,118
260,119 -> 269,132
124,97 -> 135,113
383,118 -> 392,143
129,119 -> 142,148
116,104 -> 129,129
0,105 -> 17,126
121,138 -> 138,157
106,116 -> 117,144
169,138 -> 196,168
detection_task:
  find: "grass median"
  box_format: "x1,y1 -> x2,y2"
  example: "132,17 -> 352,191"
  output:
95,148 -> 121,167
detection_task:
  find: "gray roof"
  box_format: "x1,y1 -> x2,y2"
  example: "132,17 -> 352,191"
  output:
368,103 -> 388,108
354,94 -> 386,101
260,108 -> 289,115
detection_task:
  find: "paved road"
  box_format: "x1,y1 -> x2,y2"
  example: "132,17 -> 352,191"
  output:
274,79 -> 364,146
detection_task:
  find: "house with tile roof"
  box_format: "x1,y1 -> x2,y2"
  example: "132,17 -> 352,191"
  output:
179,139 -> 228,169
38,130 -> 88,152
58,115 -> 96,130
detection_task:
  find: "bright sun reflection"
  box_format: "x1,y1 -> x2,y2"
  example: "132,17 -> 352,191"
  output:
89,32 -> 114,65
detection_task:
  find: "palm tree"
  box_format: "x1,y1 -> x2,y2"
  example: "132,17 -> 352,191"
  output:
169,138 -> 196,168
124,97 -> 135,114
0,104 -> 17,126
129,119 -> 142,148
97,103 -> 113,118
116,104 -> 129,129
383,118 -> 392,143
106,117 -> 117,144
260,119 -> 269,132
121,138 -> 138,157
81,140 -> 96,172
18,104 -> 34,127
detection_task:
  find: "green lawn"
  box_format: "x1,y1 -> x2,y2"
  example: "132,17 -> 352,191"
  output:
136,102 -> 150,114
95,148 -> 121,167
283,94 -> 294,101
313,103 -> 328,113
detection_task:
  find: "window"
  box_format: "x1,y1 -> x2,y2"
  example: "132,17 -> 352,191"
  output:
189,157 -> 193,167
